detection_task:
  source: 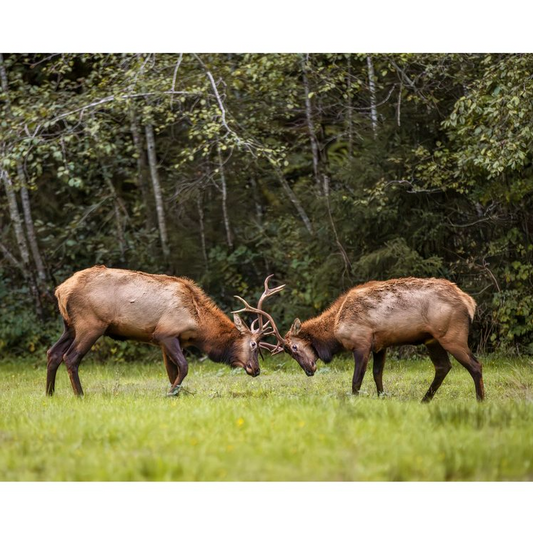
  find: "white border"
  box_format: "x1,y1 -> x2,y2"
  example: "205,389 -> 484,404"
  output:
2,1 -> 533,52
1,482 -> 531,533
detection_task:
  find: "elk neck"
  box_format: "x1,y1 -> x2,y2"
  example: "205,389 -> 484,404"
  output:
300,297 -> 345,363
198,324 -> 242,364
186,287 -> 243,364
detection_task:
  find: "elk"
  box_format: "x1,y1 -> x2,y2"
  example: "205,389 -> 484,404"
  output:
46,266 -> 284,397
273,277 -> 484,402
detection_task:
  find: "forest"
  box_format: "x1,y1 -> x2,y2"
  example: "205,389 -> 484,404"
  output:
1,53 -> 533,359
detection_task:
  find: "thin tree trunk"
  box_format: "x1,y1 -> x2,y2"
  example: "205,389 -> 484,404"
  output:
217,144 -> 233,249
250,174 -> 263,225
103,173 -> 126,263
1,168 -> 43,318
367,55 -> 378,137
347,56 -> 354,158
0,53 -> 10,110
196,194 -> 208,269
397,80 -> 403,127
301,55 -> 323,194
1,170 -> 31,269
276,172 -> 314,235
17,162 -> 47,284
144,123 -> 170,260
130,113 -> 153,230
1,52 -> 46,314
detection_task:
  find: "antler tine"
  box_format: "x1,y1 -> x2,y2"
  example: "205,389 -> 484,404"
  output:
259,341 -> 285,355
257,275 -> 286,330
233,296 -> 285,347
233,295 -> 255,313
250,318 -> 261,334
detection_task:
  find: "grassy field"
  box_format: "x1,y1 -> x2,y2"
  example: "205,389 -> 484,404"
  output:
0,353 -> 532,481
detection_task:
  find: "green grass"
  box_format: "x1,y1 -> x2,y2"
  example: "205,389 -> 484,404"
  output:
0,353 -> 532,481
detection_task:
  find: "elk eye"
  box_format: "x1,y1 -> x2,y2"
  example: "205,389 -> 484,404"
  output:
292,344 -> 298,352
250,341 -> 257,349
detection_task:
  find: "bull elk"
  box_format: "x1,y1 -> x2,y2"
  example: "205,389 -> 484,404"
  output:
271,277 -> 484,402
46,266 -> 284,397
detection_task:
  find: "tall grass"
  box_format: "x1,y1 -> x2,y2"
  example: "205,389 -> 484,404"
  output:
0,354 -> 532,480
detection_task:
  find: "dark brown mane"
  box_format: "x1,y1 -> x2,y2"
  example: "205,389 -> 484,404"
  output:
297,291 -> 349,361
301,289 -> 350,334
178,277 -> 236,332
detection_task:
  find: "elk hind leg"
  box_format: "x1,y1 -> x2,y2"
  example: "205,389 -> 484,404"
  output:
372,349 -> 386,396
422,340 -> 452,403
439,338 -> 484,401
46,321 -> 75,396
63,327 -> 105,396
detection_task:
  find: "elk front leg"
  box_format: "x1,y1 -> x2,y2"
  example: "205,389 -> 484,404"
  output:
161,347 -> 178,385
160,337 -> 189,397
352,346 -> 371,395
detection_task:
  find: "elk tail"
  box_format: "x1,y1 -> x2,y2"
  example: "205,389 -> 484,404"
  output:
54,284 -> 71,324
463,294 -> 477,323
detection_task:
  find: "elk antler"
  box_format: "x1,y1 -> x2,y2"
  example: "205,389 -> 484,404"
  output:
256,274 -> 285,331
233,275 -> 286,353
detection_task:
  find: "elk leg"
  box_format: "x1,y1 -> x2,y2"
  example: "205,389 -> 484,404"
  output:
352,346 -> 371,395
372,349 -> 386,396
439,340 -> 484,401
160,337 -> 189,396
46,321 -> 75,396
421,340 -> 452,403
161,347 -> 178,385
63,328 -> 105,396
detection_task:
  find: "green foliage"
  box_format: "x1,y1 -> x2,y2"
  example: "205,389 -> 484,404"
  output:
352,238 -> 444,280
1,53 -> 533,355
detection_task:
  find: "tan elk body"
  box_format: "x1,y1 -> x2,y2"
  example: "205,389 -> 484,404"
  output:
47,266 -> 283,396
282,277 -> 484,401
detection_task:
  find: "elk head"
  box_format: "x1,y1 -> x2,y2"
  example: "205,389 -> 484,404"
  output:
283,318 -> 317,376
232,275 -> 286,377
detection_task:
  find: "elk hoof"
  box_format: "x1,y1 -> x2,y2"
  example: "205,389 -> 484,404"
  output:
166,385 -> 181,397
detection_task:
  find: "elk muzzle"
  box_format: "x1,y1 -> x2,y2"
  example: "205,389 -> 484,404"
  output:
245,360 -> 260,377
291,353 -> 317,376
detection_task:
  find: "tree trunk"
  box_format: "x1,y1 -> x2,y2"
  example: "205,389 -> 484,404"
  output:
144,123 -> 170,260
367,55 -> 378,137
1,168 -> 43,318
1,52 -> 46,314
347,56 -> 354,158
217,144 -> 233,249
0,53 -> 10,110
276,172 -> 314,235
103,173 -> 126,263
301,55 -> 324,195
196,194 -> 208,270
17,162 -> 47,284
130,113 -> 153,230
250,174 -> 263,225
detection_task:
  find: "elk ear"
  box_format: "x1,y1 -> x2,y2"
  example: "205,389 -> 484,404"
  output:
233,314 -> 249,334
290,318 -> 302,335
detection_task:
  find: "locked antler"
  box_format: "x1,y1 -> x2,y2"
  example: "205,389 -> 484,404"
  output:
233,275 -> 286,354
